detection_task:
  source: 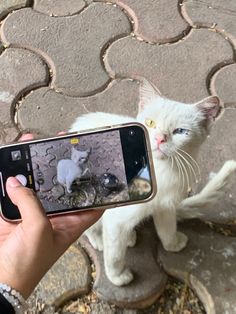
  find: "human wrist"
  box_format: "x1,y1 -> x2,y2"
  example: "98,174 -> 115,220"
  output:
0,283 -> 28,313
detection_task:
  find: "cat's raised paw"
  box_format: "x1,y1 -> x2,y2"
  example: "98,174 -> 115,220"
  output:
164,232 -> 188,252
222,160 -> 236,175
108,268 -> 134,286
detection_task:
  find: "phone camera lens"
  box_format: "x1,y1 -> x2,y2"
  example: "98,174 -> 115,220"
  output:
134,160 -> 139,166
129,129 -> 135,136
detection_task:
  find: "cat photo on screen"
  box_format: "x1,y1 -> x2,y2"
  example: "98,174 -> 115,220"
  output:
70,79 -> 236,286
29,130 -> 136,213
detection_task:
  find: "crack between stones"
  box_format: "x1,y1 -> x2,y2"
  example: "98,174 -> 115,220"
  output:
32,0 -> 89,18
183,0 -> 236,17
0,0 -> 32,21
104,0 -> 193,45
181,2 -> 236,55
13,82 -> 51,133
207,60 -> 236,98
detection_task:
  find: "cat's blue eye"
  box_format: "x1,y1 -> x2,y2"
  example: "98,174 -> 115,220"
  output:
173,128 -> 189,135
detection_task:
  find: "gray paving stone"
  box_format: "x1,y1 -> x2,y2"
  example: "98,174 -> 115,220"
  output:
80,221 -> 168,309
0,47 -> 48,144
182,0 -> 236,44
17,79 -> 139,135
0,0 -> 28,18
98,0 -> 189,43
1,3 -> 131,96
34,0 -> 86,16
104,29 -> 233,103
193,109 -> 236,224
159,220 -> 236,314
31,244 -> 91,310
211,64 -> 236,104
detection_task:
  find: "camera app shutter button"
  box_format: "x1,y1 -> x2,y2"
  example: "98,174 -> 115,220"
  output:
15,174 -> 27,186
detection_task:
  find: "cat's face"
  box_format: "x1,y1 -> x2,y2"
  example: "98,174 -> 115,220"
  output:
71,147 -> 90,165
137,79 -> 221,161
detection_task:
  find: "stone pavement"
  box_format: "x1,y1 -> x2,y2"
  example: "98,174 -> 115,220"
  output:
0,0 -> 236,313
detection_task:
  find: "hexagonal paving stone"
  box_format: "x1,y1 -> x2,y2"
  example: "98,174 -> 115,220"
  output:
98,0 -> 189,43
1,3 -> 131,96
159,220 -> 236,314
182,0 -> 236,44
17,79 -> 139,135
0,48 -> 48,144
34,0 -> 86,16
104,29 -> 233,103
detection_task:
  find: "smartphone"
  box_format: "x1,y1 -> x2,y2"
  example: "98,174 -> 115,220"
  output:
0,123 -> 156,221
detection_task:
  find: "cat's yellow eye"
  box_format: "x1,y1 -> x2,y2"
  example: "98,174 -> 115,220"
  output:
145,118 -> 156,128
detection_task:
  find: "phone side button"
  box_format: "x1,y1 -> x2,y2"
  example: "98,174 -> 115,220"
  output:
0,172 -> 5,197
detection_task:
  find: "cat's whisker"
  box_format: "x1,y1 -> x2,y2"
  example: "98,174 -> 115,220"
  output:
168,155 -> 174,171
176,153 -> 190,192
176,150 -> 198,184
175,155 -> 185,192
173,156 -> 182,192
177,148 -> 201,179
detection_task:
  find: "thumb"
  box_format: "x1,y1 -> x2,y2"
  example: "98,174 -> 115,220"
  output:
6,177 -> 47,223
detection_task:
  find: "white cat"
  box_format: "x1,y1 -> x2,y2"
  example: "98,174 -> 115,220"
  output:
57,147 -> 90,193
70,79 -> 236,286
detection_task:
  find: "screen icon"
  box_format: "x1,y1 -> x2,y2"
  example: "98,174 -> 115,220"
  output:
11,150 -> 22,161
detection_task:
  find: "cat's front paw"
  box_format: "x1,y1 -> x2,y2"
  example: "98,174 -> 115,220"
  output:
163,232 -> 188,252
107,268 -> 134,286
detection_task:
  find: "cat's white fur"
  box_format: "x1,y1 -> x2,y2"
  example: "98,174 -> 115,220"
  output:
57,147 -> 90,193
69,79 -> 236,286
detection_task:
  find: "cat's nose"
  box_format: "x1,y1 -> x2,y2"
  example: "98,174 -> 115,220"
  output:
156,134 -> 167,145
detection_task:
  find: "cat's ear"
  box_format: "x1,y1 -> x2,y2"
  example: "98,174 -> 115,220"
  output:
196,96 -> 221,127
139,78 -> 162,112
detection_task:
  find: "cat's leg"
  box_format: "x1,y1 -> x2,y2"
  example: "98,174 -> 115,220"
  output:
103,215 -> 133,286
84,220 -> 103,251
65,179 -> 73,193
153,207 -> 188,252
65,172 -> 76,193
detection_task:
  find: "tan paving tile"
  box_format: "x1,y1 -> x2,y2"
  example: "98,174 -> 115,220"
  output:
0,0 -> 28,18
34,0 -> 86,16
98,0 -> 189,43
104,29 -> 233,103
0,48 -> 48,143
182,0 -> 236,44
17,79 -> 139,135
211,63 -> 236,104
1,3 -> 131,97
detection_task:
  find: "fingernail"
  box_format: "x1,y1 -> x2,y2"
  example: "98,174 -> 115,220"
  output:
7,177 -> 22,188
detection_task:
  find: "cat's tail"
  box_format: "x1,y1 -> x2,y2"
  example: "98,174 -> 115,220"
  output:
177,160 -> 236,220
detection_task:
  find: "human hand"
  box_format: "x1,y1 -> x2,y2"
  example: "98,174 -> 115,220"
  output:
0,135 -> 103,299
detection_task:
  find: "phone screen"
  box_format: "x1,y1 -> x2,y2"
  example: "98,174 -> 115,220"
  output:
0,125 -> 155,220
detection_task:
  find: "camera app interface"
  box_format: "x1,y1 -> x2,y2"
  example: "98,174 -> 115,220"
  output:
0,127 -> 152,218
